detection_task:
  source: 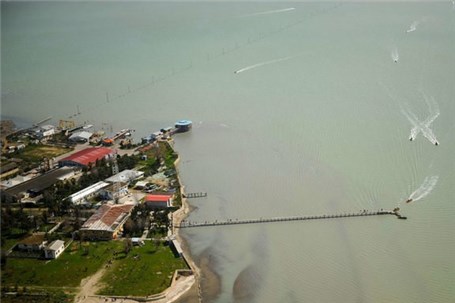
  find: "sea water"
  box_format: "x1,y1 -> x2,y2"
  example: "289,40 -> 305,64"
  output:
2,2 -> 455,302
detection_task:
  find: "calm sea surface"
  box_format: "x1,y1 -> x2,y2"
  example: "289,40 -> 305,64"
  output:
2,2 -> 455,302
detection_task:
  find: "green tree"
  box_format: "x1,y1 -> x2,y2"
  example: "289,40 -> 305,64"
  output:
123,237 -> 132,255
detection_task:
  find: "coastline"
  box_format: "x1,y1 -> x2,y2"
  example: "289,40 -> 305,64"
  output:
171,143 -> 203,302
171,140 -> 222,303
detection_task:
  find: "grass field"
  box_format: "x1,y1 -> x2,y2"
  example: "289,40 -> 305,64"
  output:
17,144 -> 72,163
1,241 -> 123,288
97,241 -> 187,297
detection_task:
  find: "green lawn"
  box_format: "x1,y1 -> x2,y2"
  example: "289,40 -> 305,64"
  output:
1,241 -> 123,288
97,241 -> 187,297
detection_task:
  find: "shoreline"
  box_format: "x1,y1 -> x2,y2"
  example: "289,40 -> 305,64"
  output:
170,142 -> 203,302
171,140 -> 222,303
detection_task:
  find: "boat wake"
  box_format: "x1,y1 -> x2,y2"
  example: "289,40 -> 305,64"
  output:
406,21 -> 419,33
239,7 -> 295,18
234,56 -> 293,74
401,92 -> 440,145
391,48 -> 399,63
406,176 -> 439,203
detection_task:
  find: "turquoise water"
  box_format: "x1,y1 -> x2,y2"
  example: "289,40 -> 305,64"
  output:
2,2 -> 455,302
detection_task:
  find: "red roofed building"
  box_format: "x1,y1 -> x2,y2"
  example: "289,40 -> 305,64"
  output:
58,147 -> 114,167
79,203 -> 135,240
144,194 -> 173,209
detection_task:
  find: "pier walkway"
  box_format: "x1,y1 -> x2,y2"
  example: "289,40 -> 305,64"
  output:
175,210 -> 406,229
184,192 -> 207,199
111,128 -> 132,141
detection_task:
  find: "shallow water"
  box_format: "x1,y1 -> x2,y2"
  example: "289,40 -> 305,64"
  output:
2,2 -> 455,302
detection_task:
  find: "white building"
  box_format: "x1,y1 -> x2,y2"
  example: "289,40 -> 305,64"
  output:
66,181 -> 109,205
69,131 -> 93,143
44,240 -> 65,259
36,125 -> 58,138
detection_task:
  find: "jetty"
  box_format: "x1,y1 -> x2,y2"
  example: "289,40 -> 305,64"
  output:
184,192 -> 207,199
111,128 -> 132,141
175,209 -> 406,229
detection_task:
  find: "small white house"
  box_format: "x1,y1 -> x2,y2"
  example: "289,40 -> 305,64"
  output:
44,240 -> 65,259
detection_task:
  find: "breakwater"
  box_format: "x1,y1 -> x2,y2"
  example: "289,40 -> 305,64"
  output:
175,210 -> 406,229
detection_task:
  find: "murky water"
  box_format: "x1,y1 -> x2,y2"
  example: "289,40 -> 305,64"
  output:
2,2 -> 455,302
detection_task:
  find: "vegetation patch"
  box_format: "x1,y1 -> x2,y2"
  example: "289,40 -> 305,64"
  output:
97,241 -> 187,297
16,144 -> 71,163
1,287 -> 73,303
1,241 -> 123,288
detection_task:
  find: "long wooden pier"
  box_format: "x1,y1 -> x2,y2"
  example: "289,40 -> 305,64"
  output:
175,210 -> 406,229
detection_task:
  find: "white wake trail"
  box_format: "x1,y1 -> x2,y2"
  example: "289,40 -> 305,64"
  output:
407,176 -> 439,203
406,21 -> 419,33
234,56 -> 293,74
421,91 -> 440,116
401,106 -> 439,145
239,7 -> 295,18
391,48 -> 399,62
408,92 -> 440,141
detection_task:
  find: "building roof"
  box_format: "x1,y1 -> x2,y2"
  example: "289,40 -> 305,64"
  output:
134,181 -> 148,188
81,204 -> 135,232
0,162 -> 18,174
175,120 -> 192,126
4,167 -> 76,196
59,147 -> 113,166
46,240 -> 65,251
19,233 -> 45,245
105,170 -> 144,183
1,175 -> 31,189
103,182 -> 128,192
67,181 -> 110,204
145,194 -> 173,202
69,131 -> 93,141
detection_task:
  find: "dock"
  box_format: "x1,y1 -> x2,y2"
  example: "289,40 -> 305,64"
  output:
175,210 -> 406,229
184,192 -> 207,199
111,128 -> 132,141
